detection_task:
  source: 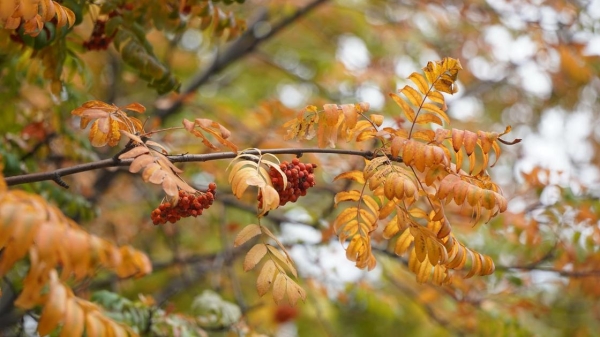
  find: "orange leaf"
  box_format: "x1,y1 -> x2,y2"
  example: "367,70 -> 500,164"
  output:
389,92 -> 416,122
122,102 -> 146,113
462,130 -> 478,155
60,299 -> 84,337
38,271 -> 67,335
340,104 -> 358,130
118,146 -> 149,159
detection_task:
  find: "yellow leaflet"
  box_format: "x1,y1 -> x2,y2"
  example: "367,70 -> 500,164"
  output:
427,91 -> 445,105
233,224 -> 262,247
361,195 -> 380,217
416,256 -> 432,283
369,114 -> 384,126
244,243 -> 267,271
285,279 -> 306,306
333,170 -> 365,184
426,237 -> 440,265
272,273 -> 286,305
394,228 -> 413,256
415,113 -> 443,126
267,245 -> 297,277
356,129 -> 376,142
409,72 -> 429,95
401,86 -> 423,107
421,103 -> 450,124
464,250 -> 481,278
389,93 -> 416,122
257,260 -> 276,296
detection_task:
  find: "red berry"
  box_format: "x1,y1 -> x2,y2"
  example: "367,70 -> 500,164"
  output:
208,182 -> 217,191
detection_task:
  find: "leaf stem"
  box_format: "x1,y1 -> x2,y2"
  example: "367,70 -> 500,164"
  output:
408,74 -> 444,139
409,166 -> 437,214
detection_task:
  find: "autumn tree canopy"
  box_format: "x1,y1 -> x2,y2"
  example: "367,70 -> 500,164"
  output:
1,0 -> 600,335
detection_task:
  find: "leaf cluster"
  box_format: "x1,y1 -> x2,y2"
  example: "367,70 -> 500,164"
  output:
234,224 -> 306,306
0,171 -> 151,335
227,152 -> 286,216
0,0 -> 75,37
285,57 -> 520,284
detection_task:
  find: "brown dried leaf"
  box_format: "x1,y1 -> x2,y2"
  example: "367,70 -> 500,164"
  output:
141,163 -> 161,182
129,154 -> 155,173
122,102 -> 146,113
118,146 -> 149,159
162,176 -> 177,197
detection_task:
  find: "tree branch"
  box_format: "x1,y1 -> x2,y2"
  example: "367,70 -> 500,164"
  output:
155,0 -> 329,120
494,265 -> 600,278
87,0 -> 329,201
4,148 -> 383,187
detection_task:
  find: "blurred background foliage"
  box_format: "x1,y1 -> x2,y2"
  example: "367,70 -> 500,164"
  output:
2,0 -> 600,335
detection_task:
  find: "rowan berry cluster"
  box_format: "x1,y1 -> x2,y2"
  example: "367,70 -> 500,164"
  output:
259,158 -> 317,208
83,20 -> 114,51
83,4 -> 132,51
151,183 -> 217,225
